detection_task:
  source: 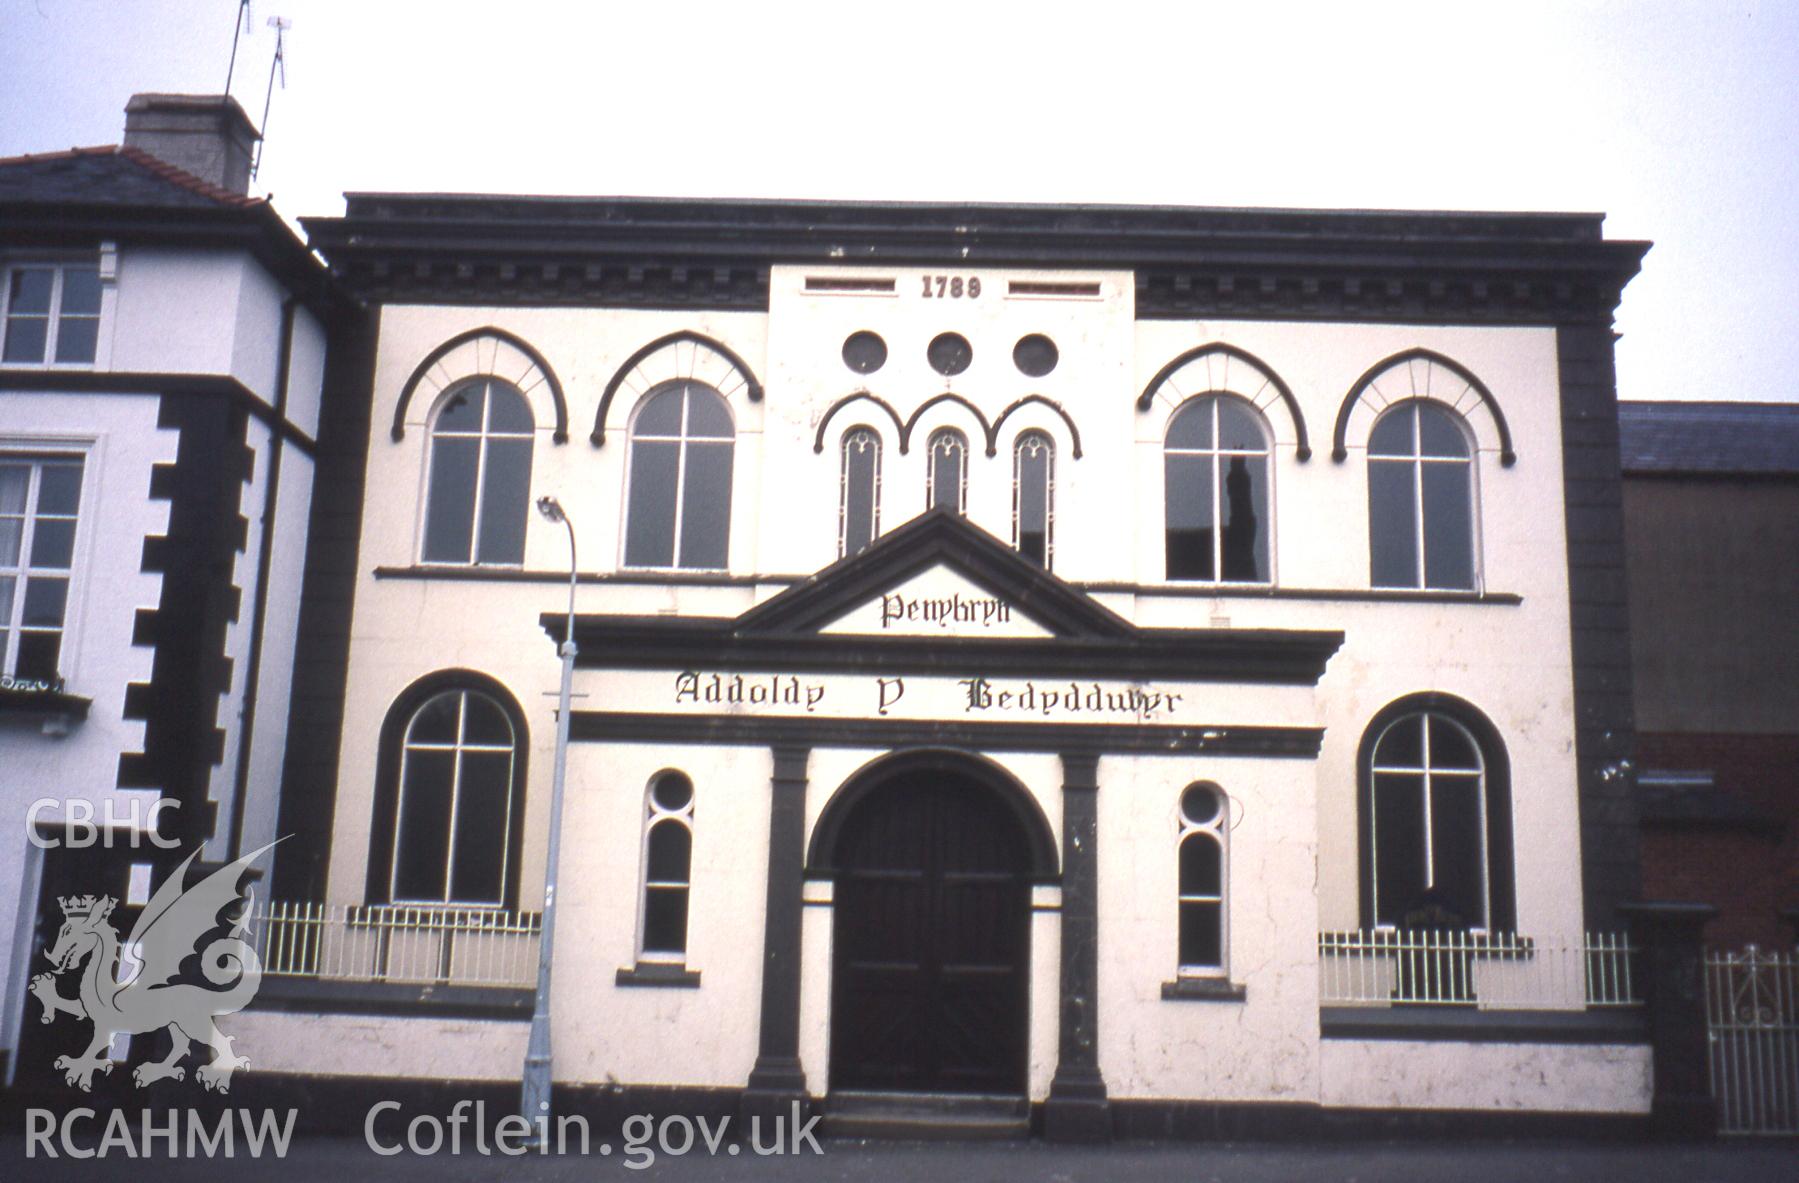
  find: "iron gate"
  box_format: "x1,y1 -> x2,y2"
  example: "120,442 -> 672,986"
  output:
1706,946 -> 1799,1135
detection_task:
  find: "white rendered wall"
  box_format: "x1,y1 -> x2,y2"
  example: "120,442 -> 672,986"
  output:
204,419 -> 269,861
231,1010 -> 527,1081
321,279 -> 1608,1106
1320,1040 -> 1651,1112
236,447 -> 314,858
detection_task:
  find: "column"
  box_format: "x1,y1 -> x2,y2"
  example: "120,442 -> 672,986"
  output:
1045,751 -> 1110,1142
741,745 -> 812,1126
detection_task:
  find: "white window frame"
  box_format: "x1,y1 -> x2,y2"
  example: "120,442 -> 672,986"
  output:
636,771 -> 696,964
925,427 -> 968,515
1011,430 -> 1055,570
620,381 -> 735,572
838,425 -> 883,558
1368,710 -> 1491,932
417,378 -> 536,568
388,689 -> 517,908
1,260 -> 103,368
1176,782 -> 1229,978
1163,394 -> 1274,586
0,448 -> 89,690
1367,401 -> 1483,592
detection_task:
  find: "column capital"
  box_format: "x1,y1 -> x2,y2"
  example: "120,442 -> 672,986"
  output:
1059,751 -> 1099,791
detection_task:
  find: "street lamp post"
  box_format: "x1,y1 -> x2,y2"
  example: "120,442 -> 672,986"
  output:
522,495 -> 577,1140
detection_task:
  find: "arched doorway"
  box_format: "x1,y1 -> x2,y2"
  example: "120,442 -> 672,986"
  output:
816,753 -> 1050,1096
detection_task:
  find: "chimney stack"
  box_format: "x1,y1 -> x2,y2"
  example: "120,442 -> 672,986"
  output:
122,94 -> 261,195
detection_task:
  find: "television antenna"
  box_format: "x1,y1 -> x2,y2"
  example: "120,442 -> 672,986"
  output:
251,17 -> 291,181
222,0 -> 252,97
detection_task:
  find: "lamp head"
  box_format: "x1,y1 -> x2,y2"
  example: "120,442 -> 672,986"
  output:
536,496 -> 565,524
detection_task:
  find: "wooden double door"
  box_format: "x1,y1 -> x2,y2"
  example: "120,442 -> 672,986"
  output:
828,766 -> 1033,1095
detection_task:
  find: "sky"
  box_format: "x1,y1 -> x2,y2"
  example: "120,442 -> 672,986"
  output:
2,0 -> 1795,405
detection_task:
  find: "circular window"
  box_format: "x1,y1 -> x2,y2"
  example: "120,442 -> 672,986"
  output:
1180,783 -> 1222,827
1013,334 -> 1059,377
842,330 -> 887,375
926,332 -> 973,377
652,772 -> 694,812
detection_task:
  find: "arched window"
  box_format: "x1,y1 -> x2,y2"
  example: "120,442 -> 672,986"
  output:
623,381 -> 734,570
1367,402 -> 1477,590
1164,396 -> 1270,583
421,379 -> 535,565
387,688 -> 522,906
1012,431 -> 1054,569
926,428 -> 967,514
1359,700 -> 1515,932
839,427 -> 882,558
639,772 -> 696,960
1177,783 -> 1228,974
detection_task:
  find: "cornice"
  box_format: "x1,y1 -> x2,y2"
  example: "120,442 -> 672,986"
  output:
301,197 -> 1649,325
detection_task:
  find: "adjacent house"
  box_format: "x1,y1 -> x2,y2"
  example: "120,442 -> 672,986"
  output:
0,94 -> 330,1085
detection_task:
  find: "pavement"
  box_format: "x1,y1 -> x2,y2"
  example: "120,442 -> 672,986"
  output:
4,1134 -> 1797,1182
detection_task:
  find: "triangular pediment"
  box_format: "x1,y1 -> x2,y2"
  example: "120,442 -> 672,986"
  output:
818,562 -> 1055,638
734,509 -> 1134,640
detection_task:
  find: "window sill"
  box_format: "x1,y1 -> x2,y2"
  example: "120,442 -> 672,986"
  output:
1162,977 -> 1247,1002
374,565 -> 766,588
616,962 -> 701,989
0,684 -> 91,735
1078,581 -> 1521,606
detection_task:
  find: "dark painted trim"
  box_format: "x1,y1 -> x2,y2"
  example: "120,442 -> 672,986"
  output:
304,196 -> 1647,326
901,392 -> 990,454
118,392 -> 254,850
1105,1098 -> 1652,1142
990,394 -> 1085,459
742,745 -> 812,1126
732,508 -> 1140,639
0,686 -> 91,721
556,625 -> 1342,684
591,329 -> 764,446
1045,751 -> 1109,1142
389,325 -> 570,443
571,712 -> 1326,759
1332,347 -> 1517,466
1354,691 -> 1517,932
273,304 -> 379,900
363,668 -> 531,909
227,295 -> 296,860
805,748 -> 1061,880
615,963 -> 702,988
0,368 -> 317,455
249,975 -> 532,1020
812,392 -> 907,454
812,391 -> 1087,460
1161,977 -> 1247,1002
1319,1006 -> 1648,1045
1136,342 -> 1312,461
1557,325 -> 1642,929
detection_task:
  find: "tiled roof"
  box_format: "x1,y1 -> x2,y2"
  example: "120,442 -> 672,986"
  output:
1618,400 -> 1799,476
0,144 -> 262,210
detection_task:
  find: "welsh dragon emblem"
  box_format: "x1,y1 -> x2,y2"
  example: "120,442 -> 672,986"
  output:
30,841 -> 277,1092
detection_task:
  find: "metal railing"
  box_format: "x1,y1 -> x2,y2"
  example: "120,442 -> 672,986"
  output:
1318,929 -> 1641,1010
1706,945 -> 1799,1136
249,900 -> 542,989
